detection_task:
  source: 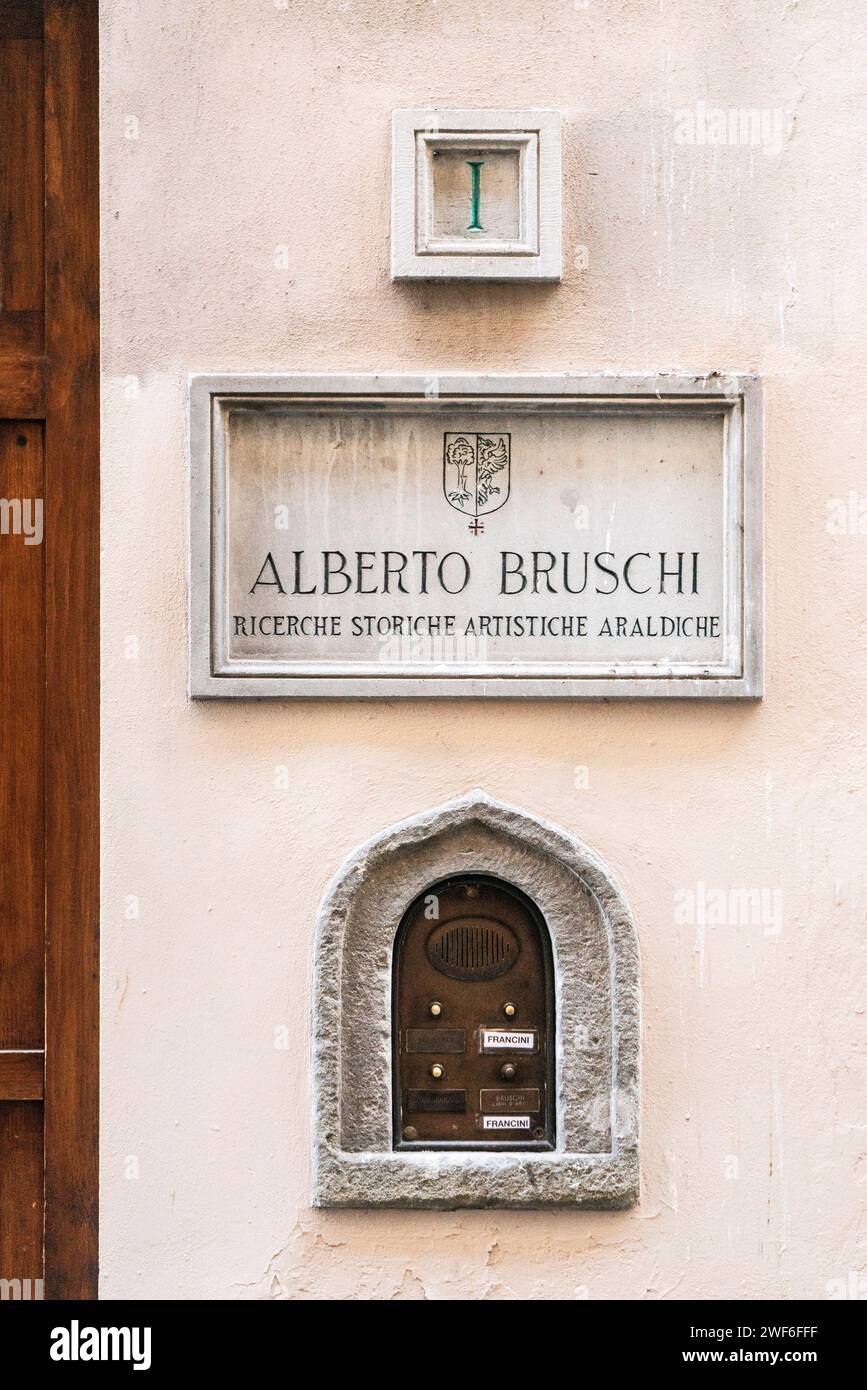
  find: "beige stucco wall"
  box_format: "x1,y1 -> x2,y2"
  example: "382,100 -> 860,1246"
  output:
100,0 -> 867,1299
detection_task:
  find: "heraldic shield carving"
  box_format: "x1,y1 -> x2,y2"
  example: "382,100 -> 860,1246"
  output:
443,432 -> 511,520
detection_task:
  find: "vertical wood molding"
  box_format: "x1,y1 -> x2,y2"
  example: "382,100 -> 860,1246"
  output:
42,0 -> 99,1300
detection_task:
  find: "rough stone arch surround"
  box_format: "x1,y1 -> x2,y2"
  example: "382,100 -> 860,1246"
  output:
312,791 -> 640,1208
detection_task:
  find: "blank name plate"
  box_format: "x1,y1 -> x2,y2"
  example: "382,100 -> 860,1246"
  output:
407,1089 -> 466,1113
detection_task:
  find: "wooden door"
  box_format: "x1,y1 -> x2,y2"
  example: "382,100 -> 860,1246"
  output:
0,0 -> 98,1299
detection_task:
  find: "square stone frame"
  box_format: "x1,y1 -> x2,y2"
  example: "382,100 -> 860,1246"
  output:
391,108 -> 562,281
312,791 -> 640,1210
188,371 -> 763,700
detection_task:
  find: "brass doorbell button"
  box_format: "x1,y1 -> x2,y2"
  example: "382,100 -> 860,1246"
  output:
503,1001 -> 517,1018
430,1063 -> 444,1080
500,1062 -> 518,1081
429,1001 -> 443,1017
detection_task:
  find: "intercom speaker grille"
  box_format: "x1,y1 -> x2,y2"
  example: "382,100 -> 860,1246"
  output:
426,917 -> 520,981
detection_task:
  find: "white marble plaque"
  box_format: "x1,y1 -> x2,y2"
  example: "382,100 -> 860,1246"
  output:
189,374 -> 762,698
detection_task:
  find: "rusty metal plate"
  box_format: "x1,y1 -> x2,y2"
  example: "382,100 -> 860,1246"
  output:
404,1028 -> 466,1053
394,874 -> 555,1150
406,1089 -> 466,1113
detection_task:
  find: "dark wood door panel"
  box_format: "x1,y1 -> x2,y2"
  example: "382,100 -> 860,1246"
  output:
0,1051 -> 43,1099
0,1101 -> 44,1289
0,421 -> 45,1052
0,0 -> 98,1299
42,0 -> 99,1301
0,2 -> 44,40
0,12 -> 45,356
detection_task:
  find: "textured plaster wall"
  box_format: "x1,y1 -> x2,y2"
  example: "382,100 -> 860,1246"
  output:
101,0 -> 867,1299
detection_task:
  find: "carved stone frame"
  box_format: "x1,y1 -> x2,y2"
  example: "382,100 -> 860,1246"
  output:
391,108 -> 563,281
312,791 -> 640,1209
188,371 -> 763,699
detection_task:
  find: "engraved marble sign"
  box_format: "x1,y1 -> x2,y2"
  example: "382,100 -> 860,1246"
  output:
189,374 -> 762,698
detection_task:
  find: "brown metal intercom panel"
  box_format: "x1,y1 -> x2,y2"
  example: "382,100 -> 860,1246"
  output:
393,875 -> 555,1150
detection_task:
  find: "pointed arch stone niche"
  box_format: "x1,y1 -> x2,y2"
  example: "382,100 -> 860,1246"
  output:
312,791 -> 640,1209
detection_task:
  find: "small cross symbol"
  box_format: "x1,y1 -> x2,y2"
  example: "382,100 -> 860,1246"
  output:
468,518 -> 485,535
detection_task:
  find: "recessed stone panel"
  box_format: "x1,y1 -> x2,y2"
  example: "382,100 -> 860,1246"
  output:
427,144 -> 523,246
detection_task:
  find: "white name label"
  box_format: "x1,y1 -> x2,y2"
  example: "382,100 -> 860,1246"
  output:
482,1115 -> 531,1130
481,1029 -> 536,1050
